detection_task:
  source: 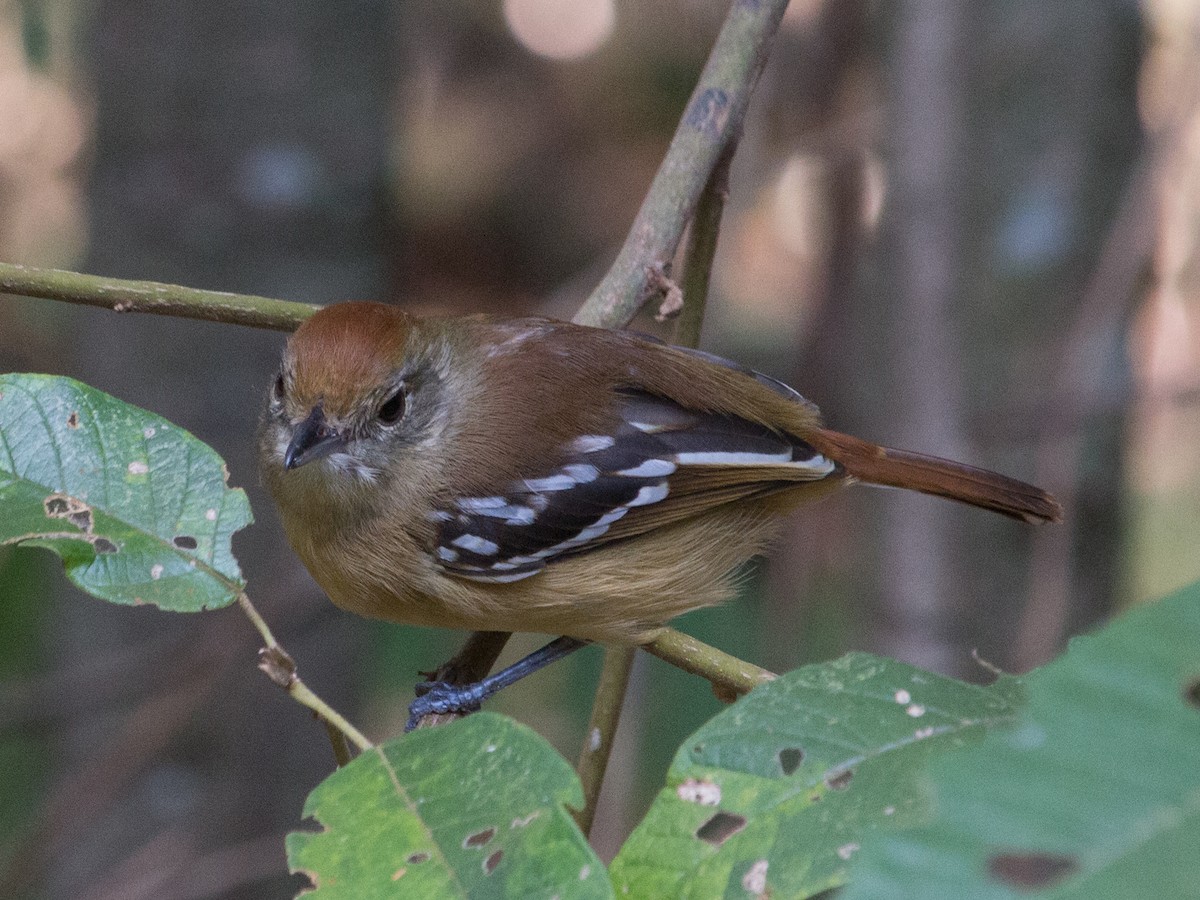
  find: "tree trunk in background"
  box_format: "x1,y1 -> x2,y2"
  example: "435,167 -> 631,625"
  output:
1124,0 -> 1200,611
959,4 -> 1141,669
43,2 -> 390,896
866,2 -> 1141,673
874,0 -> 970,672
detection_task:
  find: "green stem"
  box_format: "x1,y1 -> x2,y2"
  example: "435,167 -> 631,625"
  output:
289,679 -> 374,752
573,0 -> 790,328
645,628 -> 776,700
239,591 -> 374,753
573,645 -> 636,836
573,141 -> 739,828
236,591 -> 280,649
0,262 -> 316,331
322,719 -> 354,768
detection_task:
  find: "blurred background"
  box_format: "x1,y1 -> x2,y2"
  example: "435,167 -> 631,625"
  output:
0,0 -> 1194,896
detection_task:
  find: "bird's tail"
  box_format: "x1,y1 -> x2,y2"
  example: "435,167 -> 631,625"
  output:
806,429 -> 1063,524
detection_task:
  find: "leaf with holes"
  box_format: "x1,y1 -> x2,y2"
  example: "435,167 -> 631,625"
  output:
0,374 -> 250,611
843,582 -> 1200,900
288,713 -> 610,898
609,653 -> 1021,899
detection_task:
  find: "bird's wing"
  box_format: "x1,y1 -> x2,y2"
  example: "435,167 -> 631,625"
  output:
431,389 -> 838,583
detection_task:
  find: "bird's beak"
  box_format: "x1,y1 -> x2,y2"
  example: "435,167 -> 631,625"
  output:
284,405 -> 346,471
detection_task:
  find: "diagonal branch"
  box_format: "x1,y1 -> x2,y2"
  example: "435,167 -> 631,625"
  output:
240,592 -> 373,753
574,136 -> 741,831
573,0 -> 791,328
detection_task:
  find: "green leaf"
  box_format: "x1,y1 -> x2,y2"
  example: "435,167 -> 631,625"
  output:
844,583 -> 1200,899
610,652 -> 1020,899
288,713 -> 611,898
0,373 -> 251,611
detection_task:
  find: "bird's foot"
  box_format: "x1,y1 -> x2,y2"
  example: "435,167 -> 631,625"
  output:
405,680 -> 487,731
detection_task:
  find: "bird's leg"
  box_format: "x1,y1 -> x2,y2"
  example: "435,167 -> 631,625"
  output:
419,630 -> 511,684
407,636 -> 590,731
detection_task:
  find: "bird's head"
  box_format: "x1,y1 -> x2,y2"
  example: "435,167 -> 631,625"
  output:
260,302 -> 455,504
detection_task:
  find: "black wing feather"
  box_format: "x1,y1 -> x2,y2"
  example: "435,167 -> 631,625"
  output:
432,390 -> 836,583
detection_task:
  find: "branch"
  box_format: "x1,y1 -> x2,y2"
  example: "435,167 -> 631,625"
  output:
573,90 -> 744,833
573,645 -> 636,835
573,0 -> 790,327
644,628 -> 776,701
0,262 -> 316,331
675,140 -> 736,346
238,593 -> 373,753
572,152 -> 736,823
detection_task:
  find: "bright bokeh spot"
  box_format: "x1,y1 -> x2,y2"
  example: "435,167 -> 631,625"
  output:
504,0 -> 615,61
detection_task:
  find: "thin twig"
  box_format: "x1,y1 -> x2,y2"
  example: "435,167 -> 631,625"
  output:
236,592 -> 279,649
676,140 -> 736,348
287,679 -> 373,752
573,140 -> 739,827
240,592 -> 373,752
0,262 -> 316,331
573,645 -> 635,835
644,628 -> 776,701
322,720 -> 353,768
573,0 -> 791,327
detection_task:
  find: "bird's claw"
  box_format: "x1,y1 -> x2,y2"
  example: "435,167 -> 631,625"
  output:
405,680 -> 484,731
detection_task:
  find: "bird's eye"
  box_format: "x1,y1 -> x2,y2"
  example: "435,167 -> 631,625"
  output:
377,389 -> 406,425
272,373 -> 286,401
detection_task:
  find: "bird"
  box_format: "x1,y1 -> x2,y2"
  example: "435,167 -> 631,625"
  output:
259,301 -> 1062,727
